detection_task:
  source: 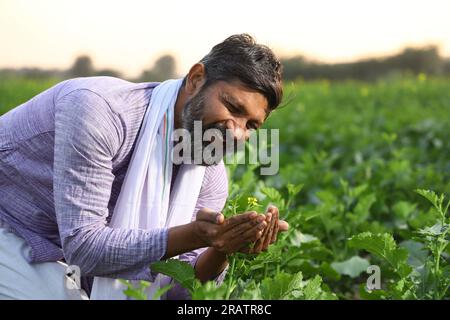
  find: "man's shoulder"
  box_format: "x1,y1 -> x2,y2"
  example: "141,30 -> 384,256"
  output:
57,76 -> 137,97
57,76 -> 159,113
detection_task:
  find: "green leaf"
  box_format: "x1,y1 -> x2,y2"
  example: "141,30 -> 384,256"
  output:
316,189 -> 337,205
291,275 -> 337,300
415,189 -> 449,221
192,281 -> 229,300
417,222 -> 448,237
392,201 -> 417,220
261,272 -> 302,300
287,183 -> 304,198
260,272 -> 336,300
350,184 -> 369,198
122,288 -> 147,300
415,189 -> 440,209
348,232 -> 412,278
287,271 -> 304,294
235,279 -> 263,300
358,283 -> 387,300
331,256 -> 370,278
119,279 -> 151,300
353,193 -> 376,223
399,240 -> 428,268
261,186 -> 282,202
150,259 -> 198,294
302,275 -> 325,300
289,230 -> 318,247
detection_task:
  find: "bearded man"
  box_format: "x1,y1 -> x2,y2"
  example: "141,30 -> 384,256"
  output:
0,34 -> 288,300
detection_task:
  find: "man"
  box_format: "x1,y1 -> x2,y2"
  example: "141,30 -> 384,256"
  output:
0,34 -> 288,299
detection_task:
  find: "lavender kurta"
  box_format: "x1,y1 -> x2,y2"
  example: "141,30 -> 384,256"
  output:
0,76 -> 229,299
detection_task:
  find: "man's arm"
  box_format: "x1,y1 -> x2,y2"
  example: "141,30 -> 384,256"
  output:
195,247 -> 228,283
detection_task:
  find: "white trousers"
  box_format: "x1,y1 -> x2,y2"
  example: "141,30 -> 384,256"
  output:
0,223 -> 88,300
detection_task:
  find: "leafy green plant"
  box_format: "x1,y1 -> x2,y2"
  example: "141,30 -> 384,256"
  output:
348,190 -> 449,299
413,189 -> 449,299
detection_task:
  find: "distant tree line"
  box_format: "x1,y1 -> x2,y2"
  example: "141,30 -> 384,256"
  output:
281,45 -> 450,81
66,54 -> 177,82
0,53 -> 177,82
1,45 -> 449,82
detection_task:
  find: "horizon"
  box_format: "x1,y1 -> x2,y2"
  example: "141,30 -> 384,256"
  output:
1,42 -> 445,77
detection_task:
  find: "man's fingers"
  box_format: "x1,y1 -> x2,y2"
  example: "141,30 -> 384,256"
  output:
252,212 -> 272,253
270,210 -> 280,244
226,217 -> 266,252
223,211 -> 261,231
217,206 -> 287,255
266,206 -> 279,245
196,208 -> 224,224
253,205 -> 280,253
228,216 -> 266,237
242,224 -> 265,242
262,209 -> 277,251
231,224 -> 264,249
216,213 -> 225,224
278,220 -> 289,232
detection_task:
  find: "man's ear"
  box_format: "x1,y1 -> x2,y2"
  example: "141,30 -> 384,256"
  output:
185,63 -> 206,95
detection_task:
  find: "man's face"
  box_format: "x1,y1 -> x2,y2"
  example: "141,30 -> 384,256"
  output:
180,80 -> 269,165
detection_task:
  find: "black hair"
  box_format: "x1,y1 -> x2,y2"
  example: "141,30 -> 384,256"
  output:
184,34 -> 283,112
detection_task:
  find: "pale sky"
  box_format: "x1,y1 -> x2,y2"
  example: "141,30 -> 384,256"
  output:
1,0 -> 449,78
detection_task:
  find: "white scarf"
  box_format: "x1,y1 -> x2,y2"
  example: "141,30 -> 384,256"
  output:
90,79 -> 206,300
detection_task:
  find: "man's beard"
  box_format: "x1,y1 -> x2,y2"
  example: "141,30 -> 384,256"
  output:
179,88 -> 236,166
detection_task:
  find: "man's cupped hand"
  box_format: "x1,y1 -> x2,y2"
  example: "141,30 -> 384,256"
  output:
194,207 -> 289,255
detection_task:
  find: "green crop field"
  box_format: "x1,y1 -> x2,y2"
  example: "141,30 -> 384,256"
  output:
1,75 -> 449,300
0,77 -> 61,115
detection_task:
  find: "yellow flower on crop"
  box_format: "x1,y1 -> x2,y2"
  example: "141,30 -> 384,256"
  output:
247,196 -> 259,207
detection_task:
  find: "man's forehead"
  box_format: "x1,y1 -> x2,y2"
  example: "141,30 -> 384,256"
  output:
213,80 -> 269,115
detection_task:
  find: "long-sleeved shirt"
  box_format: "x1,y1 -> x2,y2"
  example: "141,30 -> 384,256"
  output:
0,76 -> 229,299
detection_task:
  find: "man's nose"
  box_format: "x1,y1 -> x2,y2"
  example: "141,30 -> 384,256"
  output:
224,119 -> 249,141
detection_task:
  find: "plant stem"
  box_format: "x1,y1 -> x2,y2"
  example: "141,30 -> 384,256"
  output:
225,256 -> 236,300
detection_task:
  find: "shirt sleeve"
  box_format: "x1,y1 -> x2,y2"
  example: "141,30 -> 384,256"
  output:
165,161 -> 229,300
53,88 -> 168,281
